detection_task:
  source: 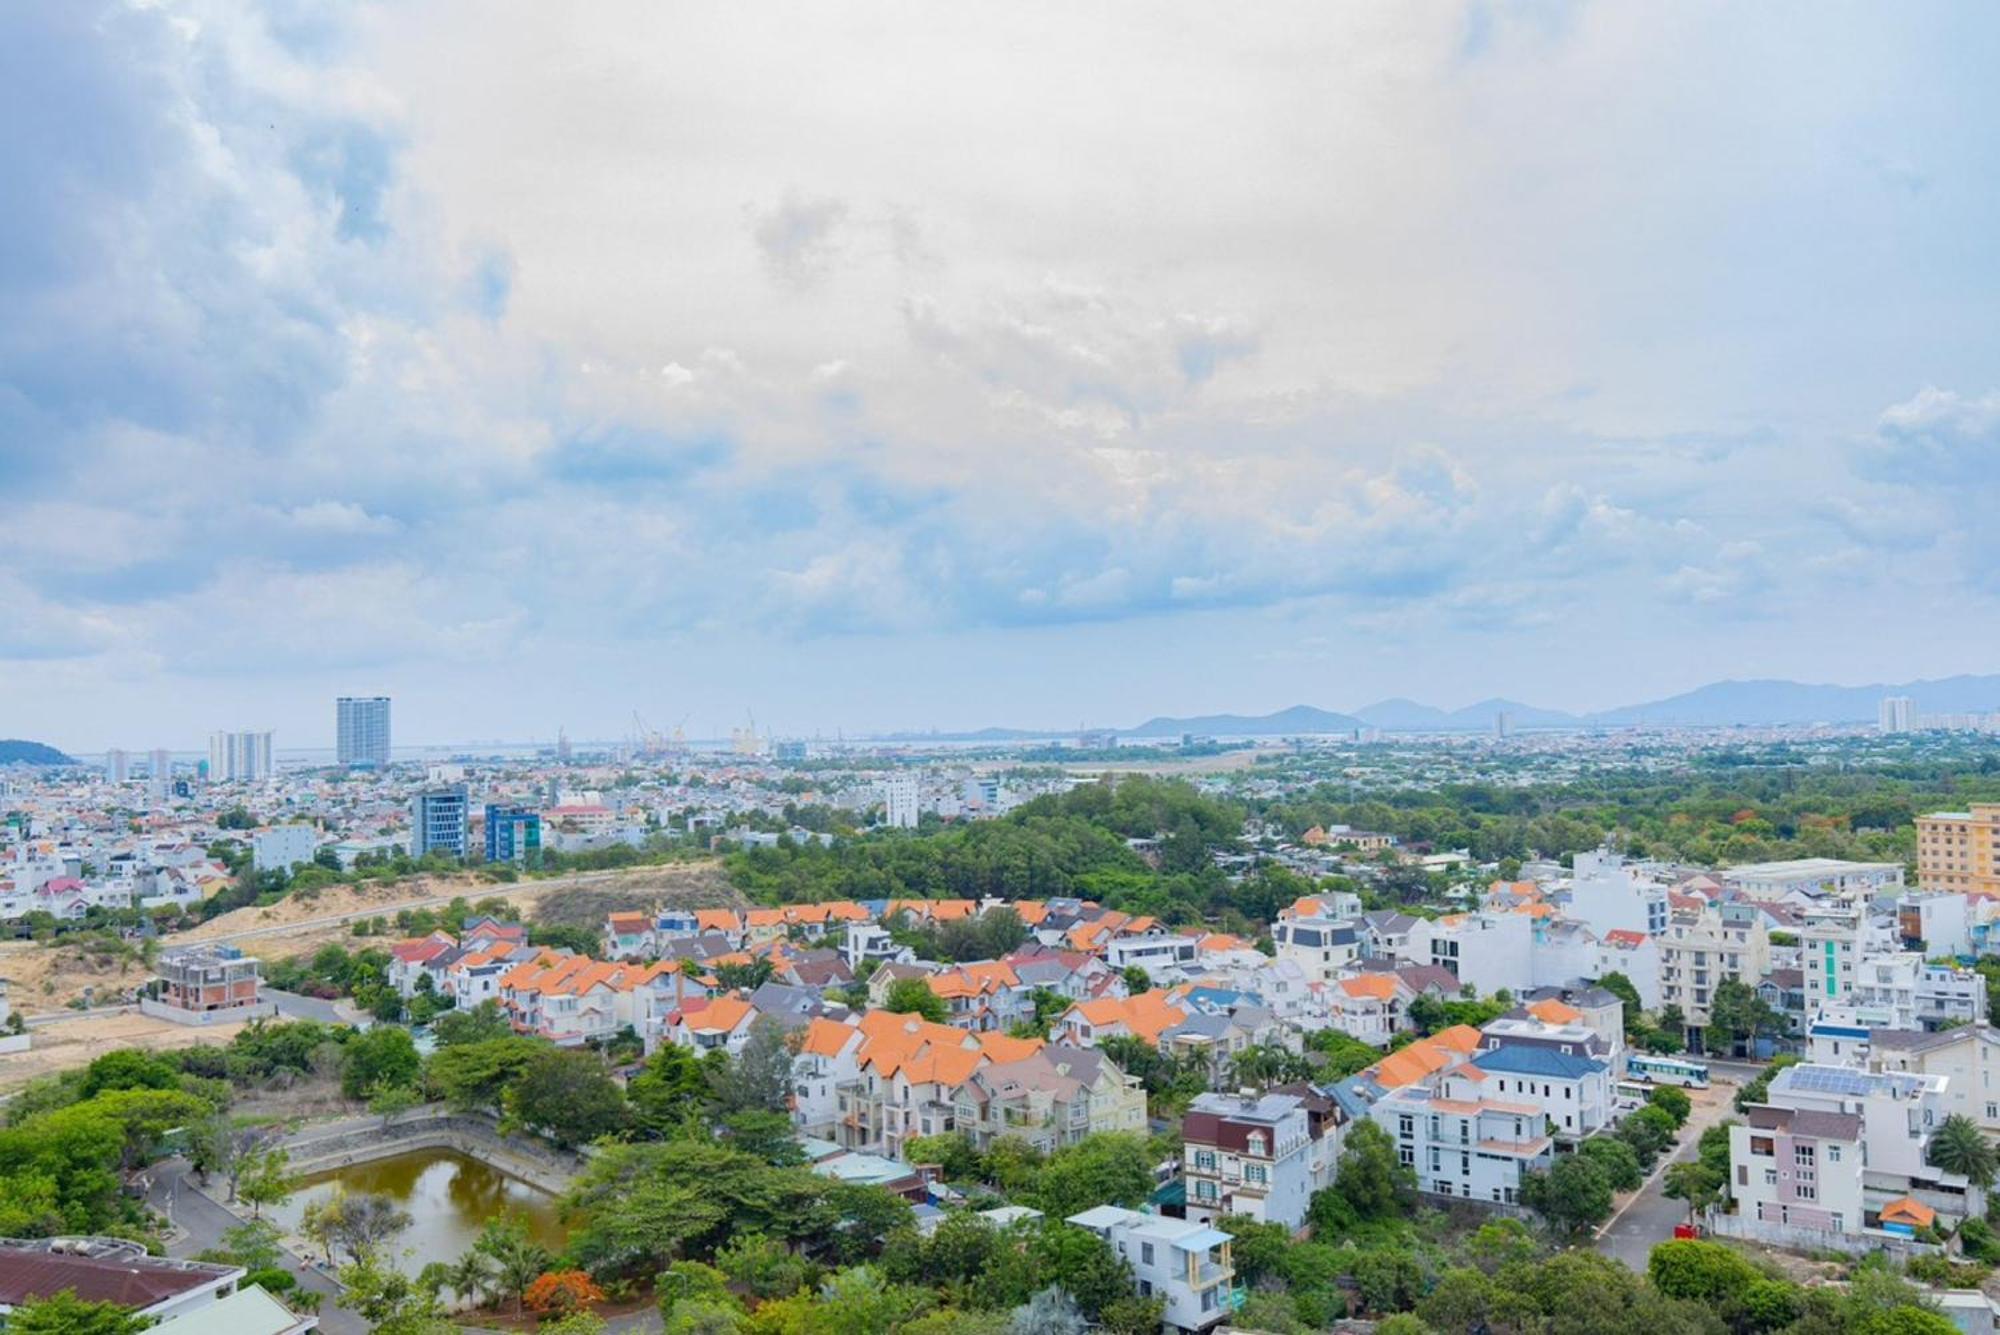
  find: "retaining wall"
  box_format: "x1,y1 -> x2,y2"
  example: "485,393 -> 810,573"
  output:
277,1108 -> 583,1195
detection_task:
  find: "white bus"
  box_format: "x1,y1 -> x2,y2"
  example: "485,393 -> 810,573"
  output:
1626,1054 -> 1710,1088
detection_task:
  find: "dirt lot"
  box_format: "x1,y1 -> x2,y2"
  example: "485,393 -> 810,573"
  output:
0,860 -> 742,1095
0,1011 -> 255,1097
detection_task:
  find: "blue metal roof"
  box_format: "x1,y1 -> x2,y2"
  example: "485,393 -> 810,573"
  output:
1470,1044 -> 1606,1079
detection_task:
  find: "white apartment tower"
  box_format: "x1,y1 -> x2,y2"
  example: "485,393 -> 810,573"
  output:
1879,696 -> 1915,734
207,730 -> 273,782
337,696 -> 392,767
884,774 -> 921,829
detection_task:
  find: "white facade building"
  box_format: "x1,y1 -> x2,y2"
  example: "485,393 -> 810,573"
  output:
207,730 -> 273,782
883,775 -> 920,829
1066,1206 -> 1237,1333
251,824 -> 318,873
1563,850 -> 1669,939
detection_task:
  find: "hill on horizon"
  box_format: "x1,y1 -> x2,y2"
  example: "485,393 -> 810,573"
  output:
0,739 -> 78,766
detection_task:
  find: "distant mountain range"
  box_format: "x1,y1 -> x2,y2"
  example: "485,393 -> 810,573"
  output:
0,739 -> 77,766
1120,675 -> 2000,735
872,674 -> 2000,741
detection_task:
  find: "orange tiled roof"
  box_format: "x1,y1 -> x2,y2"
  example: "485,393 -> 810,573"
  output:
799,1016 -> 861,1058
1527,998 -> 1582,1024
1880,1196 -> 1936,1228
1369,1024 -> 1482,1090
685,994 -> 754,1033
1067,989 -> 1186,1045
1338,974 -> 1398,1000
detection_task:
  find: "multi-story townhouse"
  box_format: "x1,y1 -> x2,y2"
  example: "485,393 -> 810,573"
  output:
925,961 -> 1031,1032
1896,892 -> 1975,957
1158,1009 -> 1271,1085
499,954 -> 677,1046
1057,990 -> 1189,1048
1481,995 -> 1624,1078
867,961 -> 941,1007
1562,850 -> 1670,939
1182,1090 -> 1327,1229
1354,911 -> 1435,967
1273,915 -> 1361,985
1594,929 -> 1662,1008
603,912 -> 655,960
1105,932 -> 1202,984
1765,1063 -> 1951,1196
1657,901 -> 1770,1037
843,922 -> 915,970
951,1045 -> 1148,1153
664,993 -> 759,1055
794,1016 -> 868,1139
1800,903 -> 1869,1009
1867,1024 -> 2000,1137
830,1010 -> 1044,1156
1065,1206 -> 1238,1334
1426,911 -> 1534,996
1844,953 -> 1988,1031
387,933 -> 459,996
1463,1042 -> 1614,1141
1728,1104 -> 1867,1238
1006,947 -> 1122,1003
1324,973 -> 1407,1046
1370,1062 -> 1556,1206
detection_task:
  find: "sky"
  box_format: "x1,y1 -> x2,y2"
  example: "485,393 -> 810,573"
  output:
6,2 -> 2000,751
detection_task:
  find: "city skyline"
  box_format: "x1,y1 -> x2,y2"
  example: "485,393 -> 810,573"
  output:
7,4 -> 2000,749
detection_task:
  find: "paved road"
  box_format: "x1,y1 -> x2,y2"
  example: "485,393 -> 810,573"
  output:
1596,1074 -> 1746,1271
148,1156 -> 367,1335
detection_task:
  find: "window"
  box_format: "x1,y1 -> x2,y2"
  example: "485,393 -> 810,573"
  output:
1194,1150 -> 1216,1170
1794,1144 -> 1815,1166
1763,1168 -> 1777,1186
1141,1243 -> 1154,1265
1246,1164 -> 1267,1185
1797,1184 -> 1816,1201
1749,1136 -> 1775,1157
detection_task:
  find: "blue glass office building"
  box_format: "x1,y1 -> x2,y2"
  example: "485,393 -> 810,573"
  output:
485,804 -> 543,865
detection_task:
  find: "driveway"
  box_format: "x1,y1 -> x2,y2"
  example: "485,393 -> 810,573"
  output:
147,1156 -> 367,1335
1594,1074 -> 1741,1272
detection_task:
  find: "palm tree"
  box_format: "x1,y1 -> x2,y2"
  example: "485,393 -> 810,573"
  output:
1927,1114 -> 1997,1188
475,1214 -> 551,1316
447,1250 -> 494,1311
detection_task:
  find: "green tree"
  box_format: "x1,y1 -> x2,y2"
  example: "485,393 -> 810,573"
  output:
629,1041 -> 713,1134
369,1082 -> 422,1128
1647,1238 -> 1759,1306
1662,1161 -> 1725,1224
237,1147 -> 296,1219
1029,1134 -> 1155,1218
432,1001 -> 514,1046
425,1036 -> 540,1114
1317,1119 -> 1414,1222
339,1252 -> 455,1335
708,1018 -> 796,1114
1647,1084 -> 1693,1128
6,1291 -> 151,1335
475,1212 -> 553,1316
505,1046 -> 628,1146
883,977 -> 949,1023
1577,1135 -> 1644,1192
1521,1154 -> 1614,1234
342,1026 -> 420,1100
